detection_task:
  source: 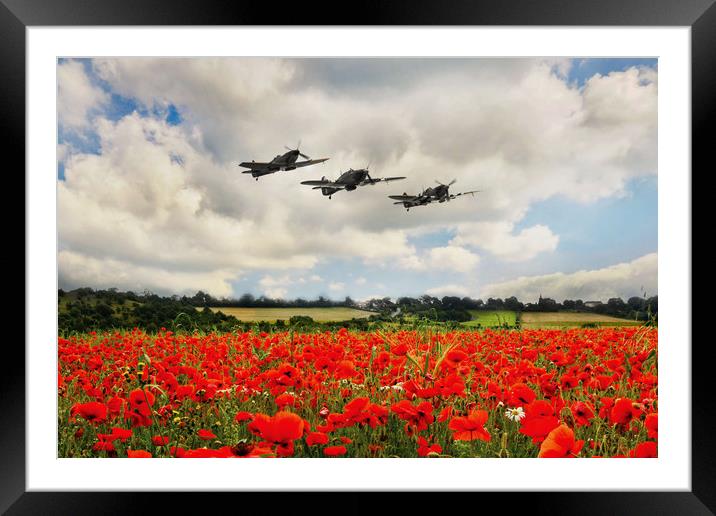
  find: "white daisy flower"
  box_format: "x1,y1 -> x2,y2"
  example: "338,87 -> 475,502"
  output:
505,406 -> 526,421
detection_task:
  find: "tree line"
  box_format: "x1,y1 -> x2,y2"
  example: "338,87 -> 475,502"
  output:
362,294 -> 657,322
58,287 -> 657,333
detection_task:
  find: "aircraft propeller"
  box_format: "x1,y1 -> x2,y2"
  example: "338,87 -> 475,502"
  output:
285,140 -> 311,160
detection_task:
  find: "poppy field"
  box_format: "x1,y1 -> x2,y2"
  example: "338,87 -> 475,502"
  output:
58,326 -> 657,458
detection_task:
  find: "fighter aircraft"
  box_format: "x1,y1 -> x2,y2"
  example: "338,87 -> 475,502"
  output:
238,141 -> 328,180
300,166 -> 406,199
389,180 -> 480,211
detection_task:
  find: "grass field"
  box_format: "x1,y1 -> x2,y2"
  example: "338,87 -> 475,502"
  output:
463,310 -> 517,327
460,310 -> 641,328
520,312 -> 642,328
58,297 -> 142,313
208,306 -> 376,322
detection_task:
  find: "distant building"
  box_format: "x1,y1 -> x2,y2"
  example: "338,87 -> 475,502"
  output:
584,301 -> 603,308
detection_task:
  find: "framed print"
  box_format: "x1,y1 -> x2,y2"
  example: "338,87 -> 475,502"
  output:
9,0 -> 711,513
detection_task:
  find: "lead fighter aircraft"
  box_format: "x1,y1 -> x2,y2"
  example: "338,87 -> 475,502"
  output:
239,141 -> 328,180
301,166 -> 406,199
389,180 -> 479,211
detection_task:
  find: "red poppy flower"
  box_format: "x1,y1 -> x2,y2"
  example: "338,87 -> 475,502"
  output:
305,432 -> 329,446
344,397 -> 370,415
560,375 -> 579,390
538,424 -> 584,458
169,446 -> 186,458
129,388 -> 155,411
610,398 -> 640,426
391,400 -> 435,432
183,447 -> 234,458
275,393 -> 295,408
93,440 -> 116,452
254,411 -> 305,445
197,429 -> 217,440
630,441 -> 657,458
106,396 -> 125,418
71,402 -> 108,424
599,397 -> 614,419
645,413 -> 658,440
335,360 -> 357,380
127,449 -> 152,458
443,349 -> 468,369
324,445 -> 347,457
519,400 -> 560,444
570,401 -> 595,427
108,427 -> 132,442
391,343 -> 408,356
448,410 -> 491,442
437,406 -> 453,423
152,435 -> 169,446
508,383 -> 536,406
235,411 -> 253,423
596,375 -> 614,390
417,436 -> 442,457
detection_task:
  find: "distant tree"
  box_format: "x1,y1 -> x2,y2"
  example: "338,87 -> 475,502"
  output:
486,298 -> 505,310
238,293 -> 256,307
441,296 -> 463,310
460,297 -> 480,310
95,303 -> 113,318
190,291 -> 214,306
537,295 -> 559,311
504,296 -> 523,311
562,299 -> 576,310
397,297 -> 419,308
289,315 -> 314,326
628,296 -> 646,311
75,287 -> 94,300
419,295 -> 440,307
366,297 -> 396,313
606,298 -> 627,316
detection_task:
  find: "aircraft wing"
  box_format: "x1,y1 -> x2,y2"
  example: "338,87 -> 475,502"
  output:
453,190 -> 480,198
360,176 -> 407,186
293,158 -> 329,169
388,194 -> 419,201
238,161 -> 271,171
301,179 -> 337,187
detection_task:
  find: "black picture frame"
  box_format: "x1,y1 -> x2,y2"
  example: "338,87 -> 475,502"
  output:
7,0 -> 709,513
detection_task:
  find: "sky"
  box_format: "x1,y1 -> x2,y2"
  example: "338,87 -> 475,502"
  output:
57,57 -> 657,303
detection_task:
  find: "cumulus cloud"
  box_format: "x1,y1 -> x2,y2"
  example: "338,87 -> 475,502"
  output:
425,284 -> 470,298
259,274 -> 298,299
57,57 -> 657,297
401,245 -> 480,273
58,111 -> 420,295
451,222 -> 559,262
58,60 -> 109,131
58,250 -> 235,297
480,253 -> 657,302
